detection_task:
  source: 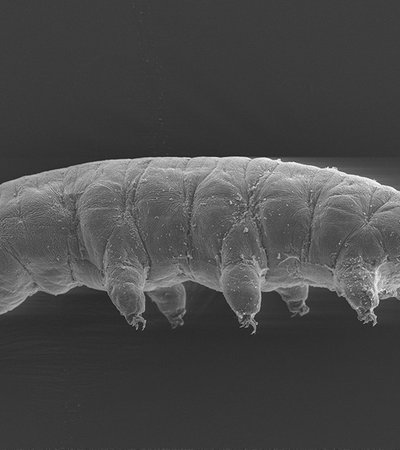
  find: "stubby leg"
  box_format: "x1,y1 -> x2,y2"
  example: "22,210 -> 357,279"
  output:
105,265 -> 147,330
220,263 -> 262,335
277,285 -> 310,317
103,228 -> 148,330
219,219 -> 266,335
146,283 -> 186,329
337,263 -> 379,326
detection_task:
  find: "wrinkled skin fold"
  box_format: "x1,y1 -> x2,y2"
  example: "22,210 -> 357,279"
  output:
1,157 -> 400,333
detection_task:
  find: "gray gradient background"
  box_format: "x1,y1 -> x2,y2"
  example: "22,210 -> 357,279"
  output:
1,1 -> 400,448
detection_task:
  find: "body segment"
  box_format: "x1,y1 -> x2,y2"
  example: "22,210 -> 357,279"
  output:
1,157 -> 399,332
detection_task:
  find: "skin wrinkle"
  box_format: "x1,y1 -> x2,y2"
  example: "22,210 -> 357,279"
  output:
14,183 -> 36,280
327,192 -> 365,208
93,182 -> 121,194
253,160 -> 281,269
3,246 -> 39,292
181,157 -> 194,277
217,160 -> 250,269
0,184 -> 21,228
366,190 -> 395,260
187,158 -> 218,275
102,160 -> 148,278
59,176 -> 77,284
130,158 -> 154,272
124,158 -> 152,273
242,157 -> 251,205
121,159 -> 132,223
375,203 -> 400,216
306,169 -> 337,264
374,225 -> 389,261
218,159 -> 252,270
332,185 -> 388,270
121,159 -> 145,274
70,167 -> 88,264
246,159 -> 274,271
242,158 -> 254,232
77,162 -> 107,266
333,222 -> 367,270
89,203 -> 117,274
193,158 -> 222,268
27,177 -> 77,289
366,185 -> 380,221
370,191 -> 397,217
98,163 -> 134,276
219,159 -> 271,277
16,184 -> 28,250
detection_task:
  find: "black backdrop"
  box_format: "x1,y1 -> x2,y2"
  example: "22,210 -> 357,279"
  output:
1,0 -> 400,179
1,1 -> 400,449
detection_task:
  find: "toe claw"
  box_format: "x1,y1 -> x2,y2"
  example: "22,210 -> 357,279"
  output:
290,304 -> 309,318
357,308 -> 377,326
238,314 -> 258,335
299,305 -> 310,316
169,317 -> 184,329
127,314 -> 147,331
167,308 -> 186,330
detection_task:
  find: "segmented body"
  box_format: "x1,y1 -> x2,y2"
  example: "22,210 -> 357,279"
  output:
1,157 -> 400,332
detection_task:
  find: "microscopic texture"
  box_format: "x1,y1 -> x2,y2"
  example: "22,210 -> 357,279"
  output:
1,157 -> 400,333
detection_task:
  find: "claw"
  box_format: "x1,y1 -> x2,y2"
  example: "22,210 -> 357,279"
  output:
238,313 -> 258,335
299,305 -> 310,316
167,307 -> 186,330
290,304 -> 310,318
357,308 -> 377,326
169,317 -> 184,329
127,314 -> 147,331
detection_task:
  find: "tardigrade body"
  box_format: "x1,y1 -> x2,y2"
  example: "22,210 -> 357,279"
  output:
1,157 -> 400,333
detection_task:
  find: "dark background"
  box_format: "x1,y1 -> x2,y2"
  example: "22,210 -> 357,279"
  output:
1,1 -> 400,448
1,0 -> 400,179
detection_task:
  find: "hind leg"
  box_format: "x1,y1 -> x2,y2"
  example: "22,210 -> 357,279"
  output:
277,285 -> 310,317
146,283 -> 186,329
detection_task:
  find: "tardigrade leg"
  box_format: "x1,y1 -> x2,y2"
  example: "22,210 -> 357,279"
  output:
105,264 -> 147,330
220,263 -> 262,335
219,220 -> 267,335
337,261 -> 379,326
103,231 -> 148,331
276,285 -> 310,317
146,284 -> 186,329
